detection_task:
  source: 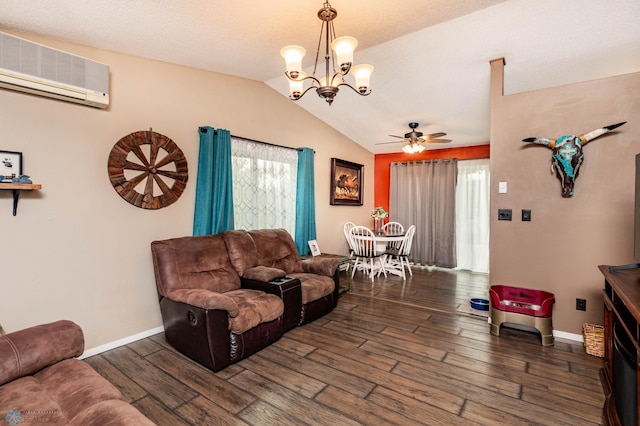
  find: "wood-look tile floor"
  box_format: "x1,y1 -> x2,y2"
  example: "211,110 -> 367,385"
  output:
86,266 -> 605,425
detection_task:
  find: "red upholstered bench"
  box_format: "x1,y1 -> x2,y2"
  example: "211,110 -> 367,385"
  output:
489,285 -> 555,346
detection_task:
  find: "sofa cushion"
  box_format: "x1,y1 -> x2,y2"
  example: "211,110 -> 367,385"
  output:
152,235 -> 241,295
0,359 -> 133,426
35,359 -> 125,422
165,288 -> 239,316
0,320 -> 83,387
248,229 -> 303,274
221,230 -> 259,276
288,273 -> 335,304
0,376 -> 64,425
225,289 -> 284,334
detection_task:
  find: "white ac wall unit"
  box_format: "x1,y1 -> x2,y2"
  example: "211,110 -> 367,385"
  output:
0,31 -> 109,108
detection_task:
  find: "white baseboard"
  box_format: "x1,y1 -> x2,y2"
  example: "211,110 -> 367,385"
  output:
488,317 -> 584,343
553,329 -> 583,343
77,324 -> 583,360
80,326 -> 164,359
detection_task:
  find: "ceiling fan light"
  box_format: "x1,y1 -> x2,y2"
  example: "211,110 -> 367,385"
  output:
280,45 -> 306,79
350,64 -> 374,93
331,36 -> 358,72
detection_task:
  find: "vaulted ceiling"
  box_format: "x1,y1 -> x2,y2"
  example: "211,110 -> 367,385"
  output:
1,0 -> 639,153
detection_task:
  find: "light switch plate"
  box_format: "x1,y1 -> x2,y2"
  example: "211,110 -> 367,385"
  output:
498,181 -> 507,193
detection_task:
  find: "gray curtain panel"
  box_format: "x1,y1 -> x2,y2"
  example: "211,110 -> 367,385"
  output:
389,159 -> 458,268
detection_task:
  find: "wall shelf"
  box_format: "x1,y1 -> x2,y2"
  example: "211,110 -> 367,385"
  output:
0,183 -> 42,216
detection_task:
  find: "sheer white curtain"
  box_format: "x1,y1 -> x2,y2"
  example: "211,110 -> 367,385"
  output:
231,137 -> 297,234
455,159 -> 490,273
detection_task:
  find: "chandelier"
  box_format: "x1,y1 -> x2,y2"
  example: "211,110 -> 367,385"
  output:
280,2 -> 374,105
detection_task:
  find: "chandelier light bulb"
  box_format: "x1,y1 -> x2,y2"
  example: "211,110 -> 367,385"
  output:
287,71 -> 307,99
330,36 -> 357,71
350,64 -> 374,93
280,45 -> 306,79
319,75 -> 339,88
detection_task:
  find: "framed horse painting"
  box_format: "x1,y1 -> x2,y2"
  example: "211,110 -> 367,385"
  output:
330,158 -> 363,206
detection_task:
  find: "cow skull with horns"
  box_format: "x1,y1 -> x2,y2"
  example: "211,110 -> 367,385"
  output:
523,121 -> 626,197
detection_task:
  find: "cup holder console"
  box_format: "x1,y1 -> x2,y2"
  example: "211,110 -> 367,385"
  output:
270,276 -> 294,284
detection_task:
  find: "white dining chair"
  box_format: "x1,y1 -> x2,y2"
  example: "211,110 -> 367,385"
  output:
382,221 -> 405,252
386,225 -> 416,280
382,221 -> 404,235
342,222 -> 356,272
348,226 -> 387,281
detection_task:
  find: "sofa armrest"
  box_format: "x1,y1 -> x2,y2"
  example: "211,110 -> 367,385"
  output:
0,320 -> 84,386
165,289 -> 240,317
301,256 -> 342,277
243,266 -> 286,282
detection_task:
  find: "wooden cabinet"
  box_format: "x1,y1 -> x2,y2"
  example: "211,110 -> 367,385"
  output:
599,265 -> 640,426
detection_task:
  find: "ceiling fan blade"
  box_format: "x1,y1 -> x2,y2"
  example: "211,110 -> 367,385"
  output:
426,139 -> 452,143
425,132 -> 447,138
375,141 -> 404,145
388,135 -> 406,139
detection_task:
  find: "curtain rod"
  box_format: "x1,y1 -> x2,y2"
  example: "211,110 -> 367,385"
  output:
391,158 -> 458,166
199,127 -> 313,153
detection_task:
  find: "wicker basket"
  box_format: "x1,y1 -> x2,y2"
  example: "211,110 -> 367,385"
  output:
582,323 -> 604,357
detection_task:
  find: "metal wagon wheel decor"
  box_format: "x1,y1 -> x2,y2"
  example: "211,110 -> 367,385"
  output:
108,129 -> 188,209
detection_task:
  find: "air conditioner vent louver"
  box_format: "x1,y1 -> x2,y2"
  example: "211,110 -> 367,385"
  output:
0,31 -> 109,108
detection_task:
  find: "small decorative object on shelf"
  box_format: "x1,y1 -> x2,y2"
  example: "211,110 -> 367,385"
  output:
371,206 -> 388,234
11,175 -> 32,184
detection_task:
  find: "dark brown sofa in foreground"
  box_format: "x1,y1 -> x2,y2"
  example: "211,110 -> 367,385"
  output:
151,228 -> 341,372
0,320 -> 154,425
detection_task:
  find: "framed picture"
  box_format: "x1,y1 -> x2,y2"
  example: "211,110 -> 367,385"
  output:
308,240 -> 321,256
0,150 -> 22,183
330,158 -> 363,206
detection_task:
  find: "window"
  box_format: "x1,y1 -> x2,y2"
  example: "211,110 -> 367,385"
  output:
231,137 -> 297,234
455,159 -> 490,273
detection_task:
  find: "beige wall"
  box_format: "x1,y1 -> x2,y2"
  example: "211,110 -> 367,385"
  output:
0,32 -> 373,348
490,59 -> 640,334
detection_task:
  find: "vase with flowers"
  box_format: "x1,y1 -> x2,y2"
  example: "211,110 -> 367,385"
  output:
371,206 -> 388,235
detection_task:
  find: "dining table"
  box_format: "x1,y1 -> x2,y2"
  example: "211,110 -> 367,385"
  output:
373,231 -> 405,277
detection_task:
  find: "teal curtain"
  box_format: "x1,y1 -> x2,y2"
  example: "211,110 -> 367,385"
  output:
193,127 -> 234,235
294,147 -> 316,254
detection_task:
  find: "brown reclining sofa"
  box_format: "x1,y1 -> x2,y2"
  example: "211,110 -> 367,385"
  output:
0,320 -> 154,425
151,228 -> 341,372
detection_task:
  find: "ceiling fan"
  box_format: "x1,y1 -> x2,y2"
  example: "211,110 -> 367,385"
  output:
377,122 -> 451,153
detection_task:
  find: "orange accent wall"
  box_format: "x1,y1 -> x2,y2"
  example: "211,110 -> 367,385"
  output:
374,145 -> 490,215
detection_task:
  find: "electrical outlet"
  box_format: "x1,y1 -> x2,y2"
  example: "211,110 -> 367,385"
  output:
498,209 -> 512,221
576,298 -> 586,311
